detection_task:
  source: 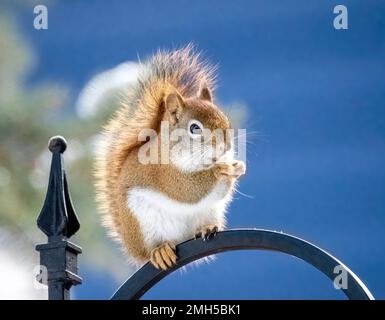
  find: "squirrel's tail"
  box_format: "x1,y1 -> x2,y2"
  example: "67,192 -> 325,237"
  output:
94,44 -> 216,241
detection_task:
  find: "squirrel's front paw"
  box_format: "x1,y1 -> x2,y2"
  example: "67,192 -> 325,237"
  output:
214,160 -> 246,179
195,224 -> 219,241
150,242 -> 177,270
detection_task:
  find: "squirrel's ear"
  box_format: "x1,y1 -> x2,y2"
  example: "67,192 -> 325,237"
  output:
198,83 -> 212,102
164,92 -> 185,124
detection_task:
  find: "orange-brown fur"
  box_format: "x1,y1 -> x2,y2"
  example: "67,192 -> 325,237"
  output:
94,45 -> 244,267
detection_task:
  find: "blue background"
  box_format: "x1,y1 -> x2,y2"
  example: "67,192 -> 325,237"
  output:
19,0 -> 385,299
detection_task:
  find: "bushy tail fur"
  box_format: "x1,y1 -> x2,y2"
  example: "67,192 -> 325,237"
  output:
94,44 -> 216,242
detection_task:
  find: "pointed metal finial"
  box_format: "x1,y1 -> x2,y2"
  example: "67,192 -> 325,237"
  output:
36,136 -> 82,300
37,135 -> 80,238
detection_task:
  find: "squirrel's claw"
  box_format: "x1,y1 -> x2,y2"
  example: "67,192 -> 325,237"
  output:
195,225 -> 218,241
150,242 -> 177,270
214,161 -> 246,179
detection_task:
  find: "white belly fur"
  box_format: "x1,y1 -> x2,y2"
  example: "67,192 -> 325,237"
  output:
127,181 -> 233,248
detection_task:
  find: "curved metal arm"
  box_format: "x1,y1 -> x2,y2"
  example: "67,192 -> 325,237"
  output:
111,229 -> 374,300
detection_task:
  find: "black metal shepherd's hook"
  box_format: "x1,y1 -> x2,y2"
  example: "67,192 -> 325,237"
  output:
36,136 -> 82,300
35,136 -> 374,300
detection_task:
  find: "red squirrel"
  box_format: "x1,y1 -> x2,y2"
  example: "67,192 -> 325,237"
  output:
94,45 -> 246,270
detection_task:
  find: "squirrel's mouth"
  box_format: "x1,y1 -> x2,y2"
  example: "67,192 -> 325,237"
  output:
202,156 -> 226,168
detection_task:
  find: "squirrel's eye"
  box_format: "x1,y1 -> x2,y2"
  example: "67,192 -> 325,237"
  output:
188,120 -> 204,138
189,123 -> 202,135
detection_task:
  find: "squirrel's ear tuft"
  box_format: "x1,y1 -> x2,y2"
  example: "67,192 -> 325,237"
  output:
198,83 -> 212,102
164,92 -> 185,124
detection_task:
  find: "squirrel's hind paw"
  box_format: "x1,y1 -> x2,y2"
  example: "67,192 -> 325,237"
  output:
150,242 -> 177,270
